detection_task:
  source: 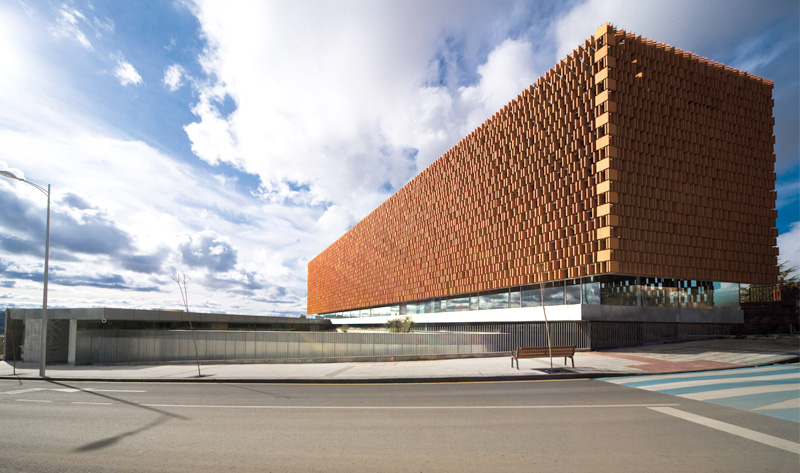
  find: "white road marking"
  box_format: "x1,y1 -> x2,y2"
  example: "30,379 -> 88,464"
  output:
753,398 -> 800,411
605,365 -> 799,385
1,388 -> 48,395
72,402 -> 114,406
17,399 -> 51,403
649,406 -> 800,454
1,387 -> 145,395
635,372 -> 799,392
142,403 -> 680,410
681,384 -> 799,401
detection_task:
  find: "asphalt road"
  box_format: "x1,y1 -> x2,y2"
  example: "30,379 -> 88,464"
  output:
0,378 -> 797,472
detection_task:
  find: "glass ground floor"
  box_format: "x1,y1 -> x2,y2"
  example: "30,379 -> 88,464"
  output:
321,275 -> 741,319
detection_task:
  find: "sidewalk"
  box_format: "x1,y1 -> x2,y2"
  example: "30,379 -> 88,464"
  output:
1,336 -> 798,383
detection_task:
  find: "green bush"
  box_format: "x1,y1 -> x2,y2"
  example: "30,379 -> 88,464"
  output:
384,316 -> 415,333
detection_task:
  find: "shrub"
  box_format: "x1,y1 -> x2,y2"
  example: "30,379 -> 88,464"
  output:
384,316 -> 415,333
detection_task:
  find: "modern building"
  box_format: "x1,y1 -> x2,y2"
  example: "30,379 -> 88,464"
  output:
307,24 -> 777,344
4,308 -> 330,365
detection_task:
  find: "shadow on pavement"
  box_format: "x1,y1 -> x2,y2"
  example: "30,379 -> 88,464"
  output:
43,379 -> 189,453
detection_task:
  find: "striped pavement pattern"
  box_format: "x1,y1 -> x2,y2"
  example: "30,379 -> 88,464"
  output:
599,364 -> 800,423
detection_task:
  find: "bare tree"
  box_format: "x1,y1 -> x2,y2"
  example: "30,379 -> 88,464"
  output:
535,262 -> 554,372
171,273 -> 202,377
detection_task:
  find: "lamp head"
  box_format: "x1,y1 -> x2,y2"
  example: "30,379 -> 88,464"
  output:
0,170 -> 22,180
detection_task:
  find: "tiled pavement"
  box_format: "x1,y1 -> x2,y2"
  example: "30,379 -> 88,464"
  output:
1,336 -> 797,382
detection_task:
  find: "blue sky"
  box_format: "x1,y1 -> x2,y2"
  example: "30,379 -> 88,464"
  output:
0,0 -> 797,315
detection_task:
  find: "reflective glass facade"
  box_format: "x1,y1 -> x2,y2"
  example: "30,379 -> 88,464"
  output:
322,276 -> 741,318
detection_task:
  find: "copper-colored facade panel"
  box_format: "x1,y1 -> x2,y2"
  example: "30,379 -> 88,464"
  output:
307,24 -> 777,315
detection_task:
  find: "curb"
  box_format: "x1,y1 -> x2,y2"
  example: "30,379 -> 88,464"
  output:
0,371 -> 618,384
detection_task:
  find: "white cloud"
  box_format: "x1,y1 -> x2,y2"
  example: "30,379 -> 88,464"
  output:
776,175 -> 800,210
317,205 -> 354,240
163,63 -> 186,91
51,4 -> 92,49
553,0 -> 787,62
187,1 -> 539,230
2,0 -> 796,316
0,78 -> 313,313
0,160 -> 25,181
777,222 -> 800,274
455,38 -> 539,135
113,55 -> 142,86
184,86 -> 239,166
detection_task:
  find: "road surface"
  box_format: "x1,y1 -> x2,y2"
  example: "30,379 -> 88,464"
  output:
0,377 -> 797,472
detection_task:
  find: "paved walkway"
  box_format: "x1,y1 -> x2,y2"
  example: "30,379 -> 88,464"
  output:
1,336 -> 797,383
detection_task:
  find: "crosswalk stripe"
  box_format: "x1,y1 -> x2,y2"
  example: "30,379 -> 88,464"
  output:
754,398 -> 800,411
636,372 -> 799,391
680,384 -> 800,401
601,364 -> 800,422
603,365 -> 799,386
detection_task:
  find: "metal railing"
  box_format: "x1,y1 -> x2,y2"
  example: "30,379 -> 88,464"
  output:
69,320 -> 735,364
75,330 -> 508,364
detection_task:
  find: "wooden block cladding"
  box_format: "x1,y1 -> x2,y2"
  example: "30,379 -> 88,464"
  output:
307,24 -> 777,315
594,24 -> 777,286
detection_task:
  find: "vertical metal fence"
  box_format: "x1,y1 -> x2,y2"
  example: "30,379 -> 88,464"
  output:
75,330 -> 508,364
71,321 -> 733,364
419,322 -> 591,351
589,322 -> 735,349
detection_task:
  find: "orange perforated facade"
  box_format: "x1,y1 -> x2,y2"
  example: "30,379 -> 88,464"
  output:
307,24 -> 777,316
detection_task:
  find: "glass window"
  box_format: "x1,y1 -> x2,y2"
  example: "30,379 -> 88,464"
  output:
447,296 -> 470,312
424,299 -> 441,313
480,291 -> 509,310
420,300 -> 433,314
713,282 -> 740,309
601,276 -> 639,306
582,281 -> 601,304
640,277 -> 680,307
565,283 -> 581,305
371,306 -> 391,317
470,295 -> 480,311
522,286 -> 543,307
510,289 -> 521,308
543,285 -> 565,306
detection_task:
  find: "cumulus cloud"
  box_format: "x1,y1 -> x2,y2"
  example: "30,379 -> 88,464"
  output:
113,55 -> 142,86
163,63 -> 186,91
186,1 -> 543,228
184,87 -> 239,167
777,222 -> 800,273
52,193 -> 135,256
119,248 -> 169,274
179,230 -> 238,272
317,205 -> 354,238
554,0 -> 787,61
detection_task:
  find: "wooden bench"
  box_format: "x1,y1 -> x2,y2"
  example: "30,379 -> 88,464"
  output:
511,345 -> 575,370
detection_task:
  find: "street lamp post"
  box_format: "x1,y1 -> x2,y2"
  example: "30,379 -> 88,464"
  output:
0,171 -> 51,377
